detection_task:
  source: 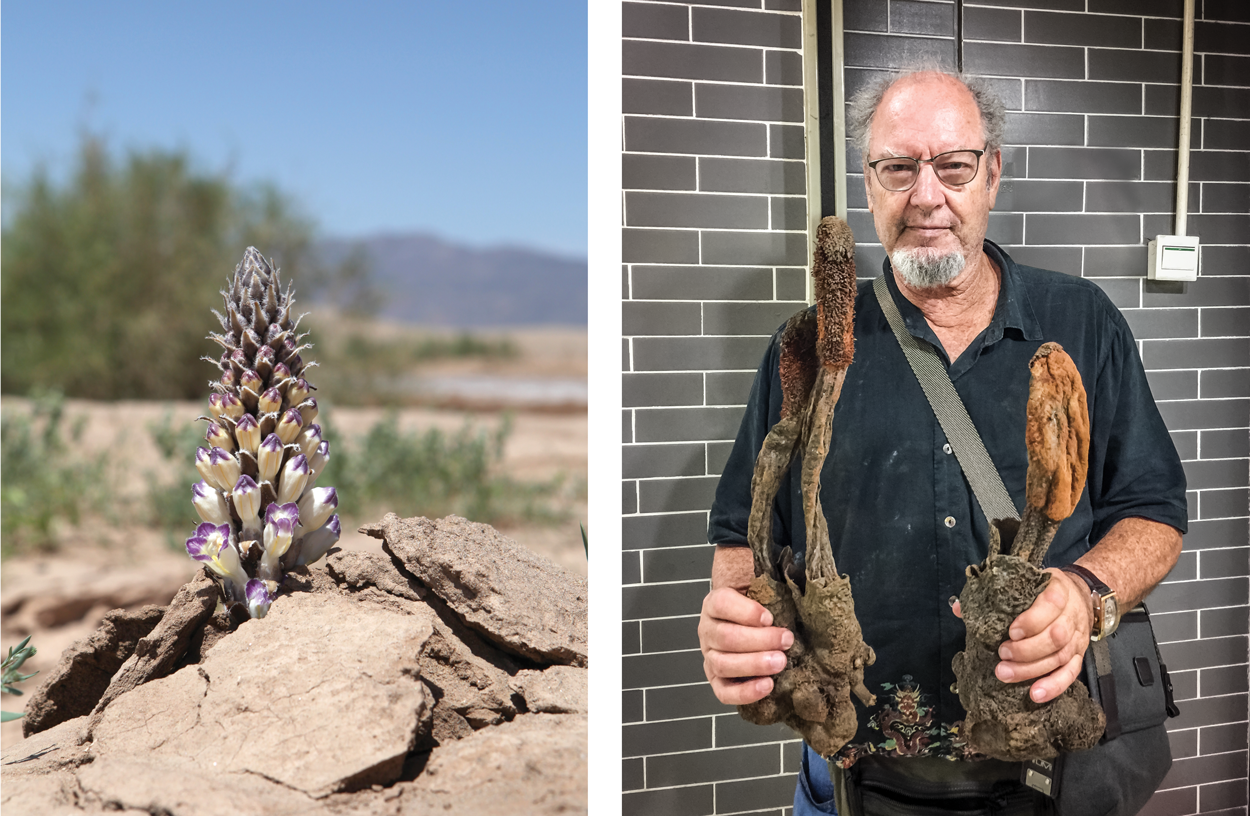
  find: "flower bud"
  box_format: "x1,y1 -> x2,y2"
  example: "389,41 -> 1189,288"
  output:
295,515 -> 341,566
208,392 -> 225,421
205,422 -> 235,453
255,344 -> 275,380
220,393 -> 245,420
235,413 -> 261,454
297,486 -> 338,533
276,408 -> 303,445
297,423 -> 323,458
257,433 -> 284,483
260,502 -> 300,580
286,378 -> 311,407
298,397 -> 319,426
195,447 -> 223,491
233,475 -> 262,539
192,480 -> 231,525
258,386 -> 284,415
209,447 -> 241,493
277,454 -> 310,505
307,440 -> 330,484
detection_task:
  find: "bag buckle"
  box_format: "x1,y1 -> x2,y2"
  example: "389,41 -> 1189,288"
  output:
1021,756 -> 1062,798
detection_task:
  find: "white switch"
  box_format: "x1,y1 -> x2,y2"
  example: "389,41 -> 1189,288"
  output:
1148,235 -> 1200,281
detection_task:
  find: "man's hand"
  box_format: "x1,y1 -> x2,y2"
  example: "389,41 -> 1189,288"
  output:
699,546 -> 793,705
952,569 -> 1092,703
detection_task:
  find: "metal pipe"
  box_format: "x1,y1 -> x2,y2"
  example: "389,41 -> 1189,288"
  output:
1175,0 -> 1195,236
955,0 -> 964,73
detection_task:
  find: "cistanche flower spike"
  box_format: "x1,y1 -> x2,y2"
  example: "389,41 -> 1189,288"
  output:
183,247 -> 344,620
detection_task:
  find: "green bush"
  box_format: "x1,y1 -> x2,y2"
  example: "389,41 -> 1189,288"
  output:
317,410 -> 564,526
1,136 -> 319,400
0,393 -> 107,556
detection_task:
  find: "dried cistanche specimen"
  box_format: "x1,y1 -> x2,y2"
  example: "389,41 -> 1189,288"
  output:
952,342 -> 1105,760
737,216 -> 876,758
186,248 -> 341,621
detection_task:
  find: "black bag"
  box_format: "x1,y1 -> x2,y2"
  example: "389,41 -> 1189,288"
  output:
1024,605 -> 1180,816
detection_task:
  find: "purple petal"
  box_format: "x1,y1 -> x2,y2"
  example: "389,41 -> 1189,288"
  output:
245,578 -> 272,605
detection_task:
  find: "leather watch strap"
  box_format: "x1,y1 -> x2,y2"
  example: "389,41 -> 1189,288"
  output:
1059,563 -> 1111,595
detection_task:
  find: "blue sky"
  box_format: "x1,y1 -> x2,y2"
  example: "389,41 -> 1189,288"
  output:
2,1 -> 588,257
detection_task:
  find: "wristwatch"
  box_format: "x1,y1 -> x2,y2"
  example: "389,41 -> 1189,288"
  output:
1060,564 -> 1121,641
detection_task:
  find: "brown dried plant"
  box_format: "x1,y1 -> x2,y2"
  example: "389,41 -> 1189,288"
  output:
951,342 -> 1105,760
737,216 -> 876,758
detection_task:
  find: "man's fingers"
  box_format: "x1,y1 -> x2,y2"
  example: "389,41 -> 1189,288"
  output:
1025,653 -> 1085,704
702,586 -> 773,628
1006,575 -> 1070,640
998,614 -> 1079,665
709,674 -> 774,706
706,647 -> 788,682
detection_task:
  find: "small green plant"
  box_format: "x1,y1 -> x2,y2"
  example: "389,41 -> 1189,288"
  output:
0,392 -> 107,557
2,636 -> 39,722
146,410 -> 210,544
319,411 -> 565,526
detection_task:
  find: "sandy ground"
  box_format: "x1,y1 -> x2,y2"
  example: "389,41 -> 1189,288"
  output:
0,390 -> 586,746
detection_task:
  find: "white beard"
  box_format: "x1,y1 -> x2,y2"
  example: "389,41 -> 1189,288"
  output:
891,247 -> 966,289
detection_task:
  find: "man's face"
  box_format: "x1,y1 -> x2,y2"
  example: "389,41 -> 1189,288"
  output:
863,74 -> 1002,284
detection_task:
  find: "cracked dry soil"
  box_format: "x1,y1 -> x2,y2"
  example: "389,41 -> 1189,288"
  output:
1,514 -> 588,816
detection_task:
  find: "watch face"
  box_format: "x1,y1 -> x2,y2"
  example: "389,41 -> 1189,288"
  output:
1103,596 -> 1119,632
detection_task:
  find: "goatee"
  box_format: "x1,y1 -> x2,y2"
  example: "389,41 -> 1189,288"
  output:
891,247 -> 966,289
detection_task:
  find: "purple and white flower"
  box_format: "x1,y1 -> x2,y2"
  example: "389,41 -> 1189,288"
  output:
297,486 -> 338,533
275,408 -> 304,445
186,522 -> 248,589
257,433 -> 284,483
294,515 -> 342,567
191,480 -> 231,526
245,578 -> 273,619
277,453 -> 309,504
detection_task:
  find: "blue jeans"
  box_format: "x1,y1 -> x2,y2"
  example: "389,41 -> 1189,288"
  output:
794,743 -> 839,815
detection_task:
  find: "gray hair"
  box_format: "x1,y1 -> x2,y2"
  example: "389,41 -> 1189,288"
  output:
847,68 -> 1006,166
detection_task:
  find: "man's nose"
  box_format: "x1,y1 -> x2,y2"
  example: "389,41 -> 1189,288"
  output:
909,162 -> 946,209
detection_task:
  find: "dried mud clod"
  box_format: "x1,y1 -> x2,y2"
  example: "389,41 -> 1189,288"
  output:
952,343 -> 1105,760
738,216 -> 876,758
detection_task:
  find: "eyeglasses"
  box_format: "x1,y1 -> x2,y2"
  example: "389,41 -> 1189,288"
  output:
866,149 -> 986,192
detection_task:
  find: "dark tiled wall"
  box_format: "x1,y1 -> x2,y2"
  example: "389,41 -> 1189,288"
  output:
621,2 -> 1249,815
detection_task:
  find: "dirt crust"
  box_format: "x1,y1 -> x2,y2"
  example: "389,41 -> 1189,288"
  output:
2,515 -> 587,815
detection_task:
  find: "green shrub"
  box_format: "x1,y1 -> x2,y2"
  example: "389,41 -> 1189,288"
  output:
0,392 -> 107,556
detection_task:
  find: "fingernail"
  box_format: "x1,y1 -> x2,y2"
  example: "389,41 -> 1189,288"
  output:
1032,687 -> 1046,702
997,664 -> 1014,682
760,611 -> 773,627
999,644 -> 1012,661
1009,627 -> 1023,640
780,630 -> 794,649
769,653 -> 787,672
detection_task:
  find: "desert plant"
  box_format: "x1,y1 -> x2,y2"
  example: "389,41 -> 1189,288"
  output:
0,392 -> 108,557
183,248 -> 340,621
2,636 -> 38,722
319,411 -> 564,526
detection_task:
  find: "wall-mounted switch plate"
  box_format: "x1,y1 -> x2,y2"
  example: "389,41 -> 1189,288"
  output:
1148,235 -> 1200,281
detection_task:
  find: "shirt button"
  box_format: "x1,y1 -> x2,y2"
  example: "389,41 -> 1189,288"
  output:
943,443 -> 953,455
944,516 -> 957,528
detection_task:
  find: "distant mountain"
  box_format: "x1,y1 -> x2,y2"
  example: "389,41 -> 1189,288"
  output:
316,232 -> 587,327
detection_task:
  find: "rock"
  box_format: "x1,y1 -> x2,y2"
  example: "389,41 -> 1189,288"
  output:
363,514 -> 587,667
85,568 -> 219,733
1,717 -> 93,816
21,605 -> 165,737
326,551 -> 520,743
89,590 -> 432,798
400,714 -> 587,815
509,666 -> 587,714
75,756 -> 316,816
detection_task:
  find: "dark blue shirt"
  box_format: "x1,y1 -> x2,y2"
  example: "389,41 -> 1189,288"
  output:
707,241 -> 1188,764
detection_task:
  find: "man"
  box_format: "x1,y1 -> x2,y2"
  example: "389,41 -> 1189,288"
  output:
697,69 -> 1187,814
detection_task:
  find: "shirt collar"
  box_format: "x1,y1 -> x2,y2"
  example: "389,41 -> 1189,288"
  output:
880,239 -> 1043,348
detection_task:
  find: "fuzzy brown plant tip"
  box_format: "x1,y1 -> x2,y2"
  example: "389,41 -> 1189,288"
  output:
185,248 -> 340,621
738,216 -> 876,759
952,342 -> 1104,761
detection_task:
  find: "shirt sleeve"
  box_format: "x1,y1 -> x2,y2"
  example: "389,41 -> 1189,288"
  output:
1086,308 -> 1189,542
707,331 -> 785,548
